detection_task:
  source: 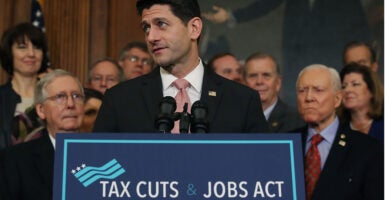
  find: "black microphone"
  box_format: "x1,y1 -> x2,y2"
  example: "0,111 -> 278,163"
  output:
190,101 -> 209,133
179,103 -> 190,133
155,96 -> 177,133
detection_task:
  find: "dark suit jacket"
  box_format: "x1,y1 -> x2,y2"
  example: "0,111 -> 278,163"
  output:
368,117 -> 384,143
295,123 -> 384,200
268,98 -> 304,133
0,81 -> 21,149
93,66 -> 269,133
0,130 -> 54,200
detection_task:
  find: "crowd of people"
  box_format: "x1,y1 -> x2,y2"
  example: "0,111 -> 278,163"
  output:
0,0 -> 383,199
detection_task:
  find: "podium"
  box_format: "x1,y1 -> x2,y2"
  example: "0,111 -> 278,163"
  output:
53,133 -> 305,200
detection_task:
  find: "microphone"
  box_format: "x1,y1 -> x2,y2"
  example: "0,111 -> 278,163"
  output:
190,101 -> 209,133
179,103 -> 190,133
155,96 -> 177,133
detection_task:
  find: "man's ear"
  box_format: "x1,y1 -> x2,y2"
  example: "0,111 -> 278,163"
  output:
276,76 -> 282,92
35,103 -> 46,120
334,90 -> 343,108
189,17 -> 203,40
118,60 -> 124,69
372,62 -> 379,72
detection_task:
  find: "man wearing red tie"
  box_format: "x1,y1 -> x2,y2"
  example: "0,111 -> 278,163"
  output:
293,64 -> 383,200
93,0 -> 268,134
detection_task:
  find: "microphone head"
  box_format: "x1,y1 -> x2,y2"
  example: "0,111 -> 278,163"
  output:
159,96 -> 176,114
155,96 -> 177,133
190,100 -> 209,133
191,100 -> 208,119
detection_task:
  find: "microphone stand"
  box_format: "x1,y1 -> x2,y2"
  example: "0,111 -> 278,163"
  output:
179,103 -> 190,133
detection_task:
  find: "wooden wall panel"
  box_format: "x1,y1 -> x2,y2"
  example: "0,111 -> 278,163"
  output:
89,0 -> 108,65
109,0 -> 144,60
44,0 -> 90,84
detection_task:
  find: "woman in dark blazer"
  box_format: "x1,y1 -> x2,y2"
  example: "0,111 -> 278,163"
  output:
338,63 -> 384,143
0,23 -> 49,149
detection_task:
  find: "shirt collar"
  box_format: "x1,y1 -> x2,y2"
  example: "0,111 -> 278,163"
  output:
160,59 -> 204,93
263,98 -> 278,120
307,116 -> 339,144
49,133 -> 56,150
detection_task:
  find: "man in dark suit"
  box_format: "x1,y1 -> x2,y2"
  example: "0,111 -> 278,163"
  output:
207,52 -> 243,83
295,64 -> 383,200
343,41 -> 379,72
93,0 -> 268,134
244,52 -> 304,132
0,70 -> 85,200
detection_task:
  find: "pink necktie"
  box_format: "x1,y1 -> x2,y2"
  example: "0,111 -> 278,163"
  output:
305,134 -> 324,200
171,79 -> 191,133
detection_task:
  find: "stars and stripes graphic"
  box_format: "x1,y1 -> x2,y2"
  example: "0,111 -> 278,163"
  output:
31,0 -> 46,32
72,159 -> 126,187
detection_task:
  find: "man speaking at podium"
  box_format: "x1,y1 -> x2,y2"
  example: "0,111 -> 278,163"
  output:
93,0 -> 269,134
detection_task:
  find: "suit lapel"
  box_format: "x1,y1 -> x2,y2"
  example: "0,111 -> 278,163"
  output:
200,68 -> 223,123
141,67 -> 164,121
268,99 -> 285,131
32,133 -> 55,192
312,124 -> 350,199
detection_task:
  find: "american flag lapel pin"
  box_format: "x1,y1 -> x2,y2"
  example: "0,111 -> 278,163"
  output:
208,91 -> 216,97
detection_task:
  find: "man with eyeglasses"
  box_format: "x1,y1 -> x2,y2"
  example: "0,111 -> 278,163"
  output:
0,69 -> 85,199
118,41 -> 153,80
87,58 -> 123,94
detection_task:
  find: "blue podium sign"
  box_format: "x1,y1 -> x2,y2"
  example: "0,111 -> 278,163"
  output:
53,133 -> 305,200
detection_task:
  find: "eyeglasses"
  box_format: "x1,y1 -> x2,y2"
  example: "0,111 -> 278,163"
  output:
125,55 -> 152,66
45,93 -> 85,105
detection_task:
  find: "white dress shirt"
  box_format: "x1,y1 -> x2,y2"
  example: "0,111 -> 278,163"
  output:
160,59 -> 204,104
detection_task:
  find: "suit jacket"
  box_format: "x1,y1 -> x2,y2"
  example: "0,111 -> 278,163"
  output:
295,123 -> 384,200
0,81 -> 21,149
93,66 -> 269,133
368,117 -> 384,143
0,129 -> 54,200
268,98 -> 304,133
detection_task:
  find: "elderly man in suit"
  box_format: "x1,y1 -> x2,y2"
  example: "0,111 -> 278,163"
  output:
244,52 -> 304,132
294,64 -> 383,200
0,69 -> 84,200
93,0 -> 268,133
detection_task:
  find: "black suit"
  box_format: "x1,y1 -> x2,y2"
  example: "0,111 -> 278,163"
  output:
268,98 -> 304,133
94,66 -> 269,133
0,130 -> 54,200
295,123 -> 384,200
0,81 -> 21,149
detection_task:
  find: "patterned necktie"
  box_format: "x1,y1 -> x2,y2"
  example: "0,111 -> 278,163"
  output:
305,134 -> 324,200
171,79 -> 191,133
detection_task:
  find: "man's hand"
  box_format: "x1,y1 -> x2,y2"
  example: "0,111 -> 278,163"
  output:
202,6 -> 230,24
